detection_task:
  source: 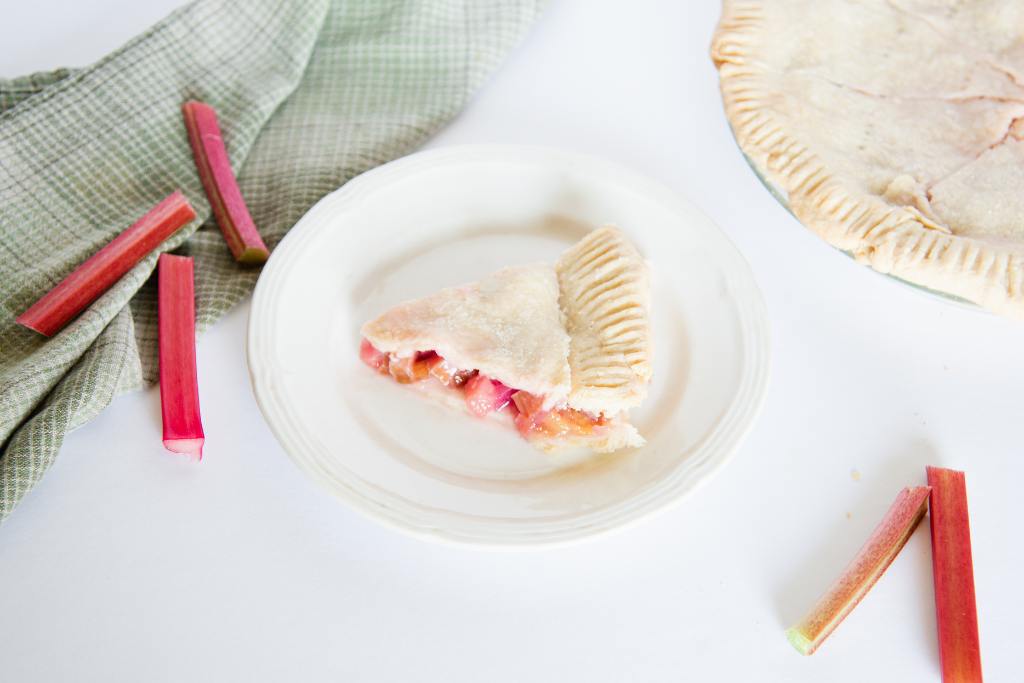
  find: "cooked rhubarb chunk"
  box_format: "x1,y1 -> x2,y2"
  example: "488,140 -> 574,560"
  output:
511,390 -> 605,438
464,375 -> 515,416
425,355 -> 452,383
428,357 -> 475,388
512,392 -> 548,437
511,391 -> 546,418
540,408 -> 602,437
387,356 -> 421,383
359,339 -> 389,373
359,345 -> 612,447
451,370 -> 476,387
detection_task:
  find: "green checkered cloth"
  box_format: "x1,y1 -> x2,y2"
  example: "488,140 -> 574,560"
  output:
0,0 -> 545,522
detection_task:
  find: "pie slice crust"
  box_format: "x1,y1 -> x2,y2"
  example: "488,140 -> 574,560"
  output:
362,264 -> 572,402
712,0 -> 1024,318
359,228 -> 651,454
558,226 -> 651,415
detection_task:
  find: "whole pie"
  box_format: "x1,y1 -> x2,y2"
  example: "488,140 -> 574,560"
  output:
712,0 -> 1024,318
359,227 -> 651,453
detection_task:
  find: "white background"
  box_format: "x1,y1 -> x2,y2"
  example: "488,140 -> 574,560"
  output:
2,1 -> 1020,681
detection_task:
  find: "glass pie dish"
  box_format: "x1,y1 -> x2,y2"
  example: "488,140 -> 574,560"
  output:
736,145 -> 981,312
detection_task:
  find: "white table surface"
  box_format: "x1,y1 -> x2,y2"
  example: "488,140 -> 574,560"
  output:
2,1 -> 1020,681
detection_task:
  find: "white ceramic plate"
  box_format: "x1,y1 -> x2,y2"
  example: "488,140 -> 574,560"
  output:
248,145 -> 770,546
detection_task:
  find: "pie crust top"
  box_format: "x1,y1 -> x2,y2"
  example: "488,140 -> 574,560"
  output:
362,264 -> 573,402
558,226 -> 651,414
360,226 -> 651,421
712,0 -> 1024,318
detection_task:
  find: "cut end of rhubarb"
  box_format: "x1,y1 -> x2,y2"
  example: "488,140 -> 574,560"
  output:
786,485 -> 931,656
163,437 -> 204,461
785,628 -> 814,656
15,313 -> 49,336
236,245 -> 269,266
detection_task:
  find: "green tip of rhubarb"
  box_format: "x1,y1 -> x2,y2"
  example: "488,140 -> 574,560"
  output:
236,246 -> 269,266
785,628 -> 813,656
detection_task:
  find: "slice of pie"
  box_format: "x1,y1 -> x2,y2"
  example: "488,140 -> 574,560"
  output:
712,0 -> 1024,318
359,227 -> 651,453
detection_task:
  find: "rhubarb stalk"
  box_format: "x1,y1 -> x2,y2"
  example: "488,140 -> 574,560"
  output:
16,192 -> 196,337
927,467 -> 982,682
786,486 -> 931,655
182,100 -> 269,264
158,254 -> 204,460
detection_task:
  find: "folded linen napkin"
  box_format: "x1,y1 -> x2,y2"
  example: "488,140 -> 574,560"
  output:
0,0 -> 545,521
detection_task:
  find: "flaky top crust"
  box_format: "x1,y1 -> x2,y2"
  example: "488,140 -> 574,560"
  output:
362,264 -> 573,402
557,226 -> 651,415
713,0 -> 1024,318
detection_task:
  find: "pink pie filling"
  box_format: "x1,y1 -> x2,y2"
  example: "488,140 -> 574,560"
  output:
359,339 -> 607,439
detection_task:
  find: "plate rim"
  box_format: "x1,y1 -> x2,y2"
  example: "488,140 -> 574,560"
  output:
247,143 -> 772,548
